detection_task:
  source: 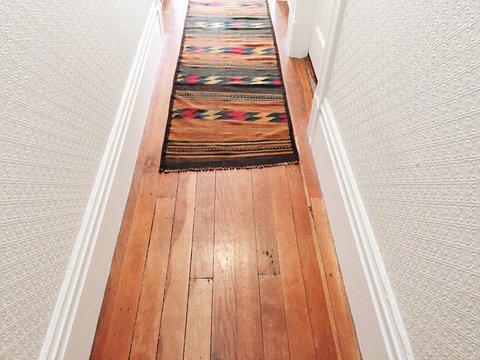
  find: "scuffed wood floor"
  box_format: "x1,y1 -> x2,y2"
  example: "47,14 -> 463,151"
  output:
90,0 -> 360,359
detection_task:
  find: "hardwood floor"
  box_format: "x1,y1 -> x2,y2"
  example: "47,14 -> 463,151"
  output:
90,0 -> 360,359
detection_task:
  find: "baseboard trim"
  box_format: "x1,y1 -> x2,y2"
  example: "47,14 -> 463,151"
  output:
39,3 -> 163,359
308,98 -> 413,359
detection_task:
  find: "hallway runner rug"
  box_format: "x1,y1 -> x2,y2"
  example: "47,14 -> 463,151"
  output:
160,0 -> 299,172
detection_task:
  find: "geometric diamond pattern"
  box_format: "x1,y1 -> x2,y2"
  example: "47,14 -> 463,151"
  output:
172,108 -> 288,122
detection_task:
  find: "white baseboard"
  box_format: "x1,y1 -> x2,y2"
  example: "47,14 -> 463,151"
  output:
308,98 -> 414,359
39,3 -> 164,359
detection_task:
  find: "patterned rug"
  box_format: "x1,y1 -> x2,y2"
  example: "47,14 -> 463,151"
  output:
160,0 -> 299,172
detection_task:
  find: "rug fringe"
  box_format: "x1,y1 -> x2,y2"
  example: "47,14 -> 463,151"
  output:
160,160 -> 299,173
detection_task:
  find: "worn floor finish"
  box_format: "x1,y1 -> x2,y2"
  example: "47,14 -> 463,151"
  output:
90,0 -> 360,359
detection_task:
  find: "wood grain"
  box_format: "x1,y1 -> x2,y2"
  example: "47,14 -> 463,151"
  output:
252,168 -> 281,276
211,171 -> 237,359
234,170 -> 263,359
184,278 -> 213,360
286,165 -> 340,359
191,171 -> 215,279
89,173 -> 141,359
129,197 -> 176,359
259,275 -> 290,360
157,172 -> 197,359
269,166 -> 316,359
311,198 -> 362,360
92,173 -> 159,360
91,4 -> 184,354
157,172 -> 179,198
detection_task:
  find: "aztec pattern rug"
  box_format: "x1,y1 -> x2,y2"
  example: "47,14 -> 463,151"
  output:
160,0 -> 299,172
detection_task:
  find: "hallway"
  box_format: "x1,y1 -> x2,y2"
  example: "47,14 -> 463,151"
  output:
90,0 -> 359,358
2,0 -> 479,358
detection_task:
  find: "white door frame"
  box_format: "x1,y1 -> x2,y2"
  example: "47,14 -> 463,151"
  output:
287,0 -> 345,138
287,0 -> 345,100
286,0 -> 316,58
310,1 -> 345,105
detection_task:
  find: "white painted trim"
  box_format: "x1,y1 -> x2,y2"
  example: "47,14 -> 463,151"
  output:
39,3 -> 164,359
313,0 -> 345,103
286,0 -> 315,58
308,98 -> 414,360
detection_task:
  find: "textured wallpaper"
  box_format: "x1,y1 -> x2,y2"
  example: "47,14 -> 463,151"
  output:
326,0 -> 479,359
0,0 -> 151,358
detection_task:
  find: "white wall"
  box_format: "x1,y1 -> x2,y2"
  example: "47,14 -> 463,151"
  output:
0,1 -> 153,358
311,0 -> 480,359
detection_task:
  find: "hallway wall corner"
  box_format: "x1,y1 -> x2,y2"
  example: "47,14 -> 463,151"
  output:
307,1 -> 479,358
308,98 -> 414,360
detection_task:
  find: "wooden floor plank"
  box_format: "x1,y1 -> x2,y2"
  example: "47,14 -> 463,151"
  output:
292,58 -> 316,112
184,278 -> 213,360
191,171 -> 216,279
269,166 -> 316,359
90,175 -> 142,359
90,1 -> 182,352
157,172 -> 179,198
259,275 -> 290,360
286,166 -> 340,359
91,173 -> 159,360
129,197 -> 176,359
252,169 -> 281,276
92,3 -> 185,349
234,170 -> 263,359
211,171 -> 237,359
311,198 -> 362,360
157,172 -> 197,359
